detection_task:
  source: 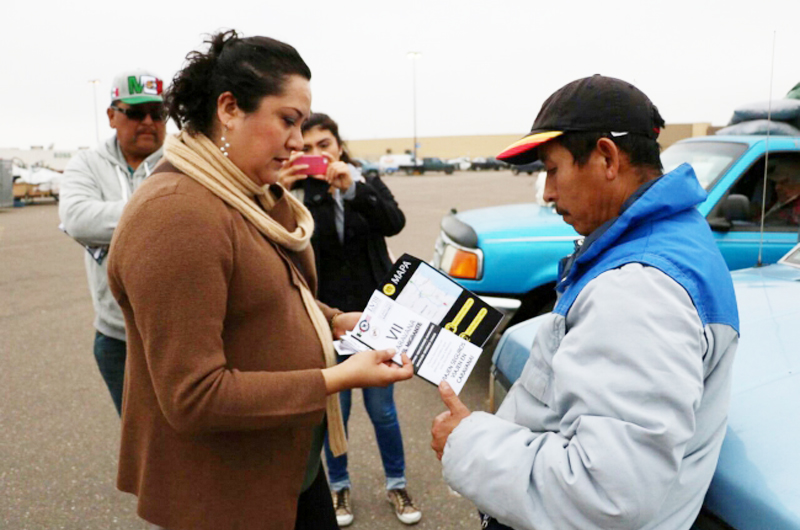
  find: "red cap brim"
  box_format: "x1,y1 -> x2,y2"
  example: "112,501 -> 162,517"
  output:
497,131 -> 563,164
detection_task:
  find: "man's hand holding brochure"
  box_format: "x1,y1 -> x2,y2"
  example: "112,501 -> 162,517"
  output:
335,254 -> 502,395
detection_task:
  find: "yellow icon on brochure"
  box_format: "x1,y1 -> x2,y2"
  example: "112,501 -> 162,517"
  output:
445,298 -> 474,333
383,284 -> 396,296
460,308 -> 488,343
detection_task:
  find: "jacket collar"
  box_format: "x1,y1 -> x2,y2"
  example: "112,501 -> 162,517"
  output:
99,134 -> 163,175
558,163 -> 706,289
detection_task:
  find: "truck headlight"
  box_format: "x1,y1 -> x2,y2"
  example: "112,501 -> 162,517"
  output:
441,247 -> 480,279
433,232 -> 483,280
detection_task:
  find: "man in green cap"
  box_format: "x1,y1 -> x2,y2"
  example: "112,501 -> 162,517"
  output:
59,69 -> 166,415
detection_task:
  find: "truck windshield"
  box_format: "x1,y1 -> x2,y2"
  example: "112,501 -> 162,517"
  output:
661,141 -> 748,190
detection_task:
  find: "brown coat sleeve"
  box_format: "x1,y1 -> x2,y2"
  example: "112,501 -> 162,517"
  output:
109,190 -> 327,434
316,300 -> 342,324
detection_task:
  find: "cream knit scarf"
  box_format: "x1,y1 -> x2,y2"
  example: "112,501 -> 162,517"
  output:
164,131 -> 347,456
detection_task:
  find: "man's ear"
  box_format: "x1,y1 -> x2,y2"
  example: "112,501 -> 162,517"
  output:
106,107 -> 116,129
596,137 -> 620,180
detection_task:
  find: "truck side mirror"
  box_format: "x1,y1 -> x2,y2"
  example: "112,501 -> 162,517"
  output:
721,194 -> 751,222
708,194 -> 751,232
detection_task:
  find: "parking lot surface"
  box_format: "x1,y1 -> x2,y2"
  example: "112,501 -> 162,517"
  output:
0,170 -> 538,530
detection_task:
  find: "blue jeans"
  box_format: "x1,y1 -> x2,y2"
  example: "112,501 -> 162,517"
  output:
93,331 -> 126,416
324,380 -> 406,492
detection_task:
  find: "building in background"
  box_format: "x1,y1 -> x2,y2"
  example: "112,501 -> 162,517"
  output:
347,123 -> 717,161
2,123 -> 716,169
0,147 -> 86,171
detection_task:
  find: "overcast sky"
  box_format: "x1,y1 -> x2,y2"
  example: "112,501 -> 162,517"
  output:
3,0 -> 799,150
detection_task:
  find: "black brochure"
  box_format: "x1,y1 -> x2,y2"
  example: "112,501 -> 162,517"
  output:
336,254 -> 503,394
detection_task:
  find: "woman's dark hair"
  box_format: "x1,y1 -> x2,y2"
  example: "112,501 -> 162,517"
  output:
164,29 -> 311,136
555,130 -> 665,182
301,113 -> 357,166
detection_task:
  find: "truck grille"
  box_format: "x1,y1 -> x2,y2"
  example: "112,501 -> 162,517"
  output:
432,233 -> 445,269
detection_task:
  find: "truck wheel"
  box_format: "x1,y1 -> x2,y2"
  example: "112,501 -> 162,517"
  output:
512,168 -> 520,175
506,285 -> 557,327
445,168 -> 454,175
405,168 -> 414,176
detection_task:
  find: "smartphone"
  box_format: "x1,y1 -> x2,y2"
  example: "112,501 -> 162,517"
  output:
294,155 -> 328,176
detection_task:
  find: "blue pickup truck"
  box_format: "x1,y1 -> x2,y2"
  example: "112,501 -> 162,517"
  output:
432,135 -> 800,324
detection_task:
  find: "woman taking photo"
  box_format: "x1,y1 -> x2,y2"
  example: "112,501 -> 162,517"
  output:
278,114 -> 422,526
106,30 -> 413,530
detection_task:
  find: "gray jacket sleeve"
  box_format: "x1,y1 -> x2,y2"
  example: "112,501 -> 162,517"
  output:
442,265 -> 706,530
58,152 -> 125,246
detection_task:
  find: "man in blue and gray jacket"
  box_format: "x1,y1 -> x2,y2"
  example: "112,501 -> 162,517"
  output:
59,69 -> 165,415
431,75 -> 739,530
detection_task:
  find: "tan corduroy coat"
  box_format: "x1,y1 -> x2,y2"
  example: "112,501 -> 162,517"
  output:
108,163 -> 339,530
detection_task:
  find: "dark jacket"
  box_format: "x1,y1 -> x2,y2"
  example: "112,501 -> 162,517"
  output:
302,175 -> 405,312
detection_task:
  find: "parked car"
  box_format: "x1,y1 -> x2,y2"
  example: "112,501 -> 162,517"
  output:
353,158 -> 380,178
432,135 -> 800,325
448,156 -> 472,171
398,157 -> 456,175
510,160 -> 544,175
379,153 -> 415,174
489,242 -> 800,530
470,156 -> 508,171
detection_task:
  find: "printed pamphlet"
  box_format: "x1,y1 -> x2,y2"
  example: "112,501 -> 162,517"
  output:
334,254 -> 503,394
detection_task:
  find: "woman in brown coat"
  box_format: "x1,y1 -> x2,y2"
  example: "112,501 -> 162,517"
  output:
107,30 -> 413,530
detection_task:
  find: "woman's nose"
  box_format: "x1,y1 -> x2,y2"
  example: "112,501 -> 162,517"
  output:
287,129 -> 304,151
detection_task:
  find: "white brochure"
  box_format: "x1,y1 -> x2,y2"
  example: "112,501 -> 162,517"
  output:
339,291 -> 483,395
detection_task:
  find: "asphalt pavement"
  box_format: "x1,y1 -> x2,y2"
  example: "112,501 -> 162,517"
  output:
0,170 -> 539,530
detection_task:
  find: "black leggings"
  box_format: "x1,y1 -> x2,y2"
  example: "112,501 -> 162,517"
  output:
480,511 -> 515,529
295,466 -> 338,530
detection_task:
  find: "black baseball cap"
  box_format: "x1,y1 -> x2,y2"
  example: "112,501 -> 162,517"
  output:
497,75 -> 664,165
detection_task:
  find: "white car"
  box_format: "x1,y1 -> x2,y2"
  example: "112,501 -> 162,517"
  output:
379,154 -> 415,174
448,156 -> 472,171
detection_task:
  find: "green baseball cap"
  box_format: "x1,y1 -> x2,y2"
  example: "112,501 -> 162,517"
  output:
110,69 -> 164,105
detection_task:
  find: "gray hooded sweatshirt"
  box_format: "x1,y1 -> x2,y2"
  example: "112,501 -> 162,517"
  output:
59,135 -> 162,341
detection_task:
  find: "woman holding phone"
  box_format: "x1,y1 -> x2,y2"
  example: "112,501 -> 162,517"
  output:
106,32 -> 413,530
278,113 -> 422,527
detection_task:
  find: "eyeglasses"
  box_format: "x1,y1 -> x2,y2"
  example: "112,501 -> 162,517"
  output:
111,105 -> 165,122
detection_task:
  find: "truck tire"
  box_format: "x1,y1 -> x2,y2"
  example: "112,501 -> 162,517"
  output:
445,168 -> 454,175
511,168 -> 520,175
405,168 -> 414,176
506,284 -> 557,327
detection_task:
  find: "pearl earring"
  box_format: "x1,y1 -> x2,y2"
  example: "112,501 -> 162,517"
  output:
220,125 -> 231,157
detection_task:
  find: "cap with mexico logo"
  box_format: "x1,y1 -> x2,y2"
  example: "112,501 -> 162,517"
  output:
497,75 -> 664,165
110,69 -> 164,105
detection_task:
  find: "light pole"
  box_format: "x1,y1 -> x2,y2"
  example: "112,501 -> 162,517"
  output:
88,79 -> 101,146
407,51 -> 422,163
